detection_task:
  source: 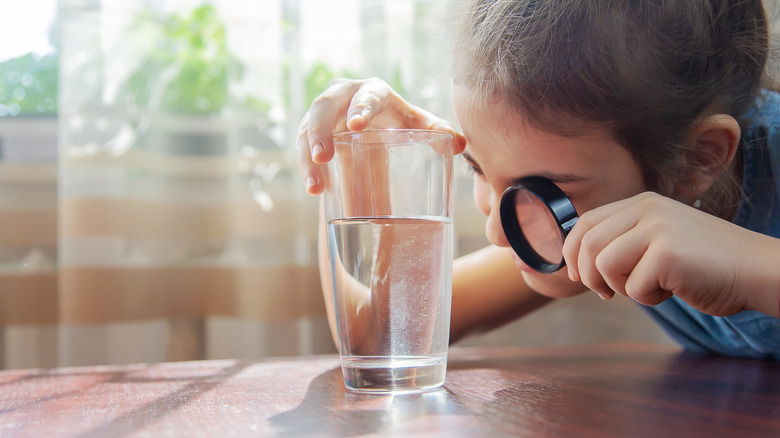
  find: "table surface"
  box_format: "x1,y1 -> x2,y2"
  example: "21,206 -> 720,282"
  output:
1,342 -> 778,438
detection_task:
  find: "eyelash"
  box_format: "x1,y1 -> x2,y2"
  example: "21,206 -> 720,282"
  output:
465,162 -> 484,177
463,158 -> 579,199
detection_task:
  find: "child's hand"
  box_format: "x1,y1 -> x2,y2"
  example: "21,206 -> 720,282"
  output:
562,192 -> 780,318
295,78 -> 466,195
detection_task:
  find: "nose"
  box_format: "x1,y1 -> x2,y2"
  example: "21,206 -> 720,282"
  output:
485,195 -> 511,248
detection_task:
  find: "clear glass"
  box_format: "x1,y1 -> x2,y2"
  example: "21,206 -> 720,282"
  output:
514,190 -> 563,264
325,129 -> 454,393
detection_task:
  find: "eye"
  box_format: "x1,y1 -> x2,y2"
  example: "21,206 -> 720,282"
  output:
464,160 -> 484,177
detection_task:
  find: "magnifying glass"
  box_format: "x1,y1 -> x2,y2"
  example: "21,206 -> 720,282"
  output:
499,177 -> 579,273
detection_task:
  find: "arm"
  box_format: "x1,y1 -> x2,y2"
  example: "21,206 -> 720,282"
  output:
319,208 -> 557,346
296,78 -> 466,196
302,78 -> 558,346
563,192 -> 780,319
449,245 -> 554,343
742,232 -> 780,319
318,199 -> 340,347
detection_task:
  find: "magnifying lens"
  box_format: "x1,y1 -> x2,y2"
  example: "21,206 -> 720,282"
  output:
499,177 -> 579,273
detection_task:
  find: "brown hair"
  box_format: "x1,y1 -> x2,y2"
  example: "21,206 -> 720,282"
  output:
453,0 -> 771,218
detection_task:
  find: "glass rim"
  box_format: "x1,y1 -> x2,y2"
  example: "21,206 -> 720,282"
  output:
332,128 -> 455,145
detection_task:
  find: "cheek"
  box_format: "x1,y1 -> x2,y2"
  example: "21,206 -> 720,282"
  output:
472,178 -> 492,216
571,167 -> 647,215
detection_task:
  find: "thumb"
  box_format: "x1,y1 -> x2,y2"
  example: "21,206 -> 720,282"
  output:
431,120 -> 466,155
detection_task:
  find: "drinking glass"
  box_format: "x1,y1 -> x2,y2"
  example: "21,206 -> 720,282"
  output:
324,129 -> 454,393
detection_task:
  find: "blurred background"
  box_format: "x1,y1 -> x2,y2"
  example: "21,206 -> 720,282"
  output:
4,0 -> 777,369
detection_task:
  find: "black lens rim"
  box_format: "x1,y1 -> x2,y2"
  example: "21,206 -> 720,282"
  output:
499,176 -> 579,273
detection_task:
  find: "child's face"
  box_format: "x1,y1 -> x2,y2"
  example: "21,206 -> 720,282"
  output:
452,85 -> 647,285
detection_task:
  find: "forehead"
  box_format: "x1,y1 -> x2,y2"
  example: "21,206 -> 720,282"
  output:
452,86 -> 619,179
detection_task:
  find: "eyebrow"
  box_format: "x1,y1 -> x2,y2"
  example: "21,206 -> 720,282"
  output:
461,152 -> 592,186
462,152 -> 481,172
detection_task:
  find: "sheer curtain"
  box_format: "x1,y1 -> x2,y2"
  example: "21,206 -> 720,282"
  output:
0,0 -> 460,368
7,0 -> 733,369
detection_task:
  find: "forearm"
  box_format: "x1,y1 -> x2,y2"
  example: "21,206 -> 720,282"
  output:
322,225 -> 589,347
318,146 -> 393,349
744,233 -> 780,319
318,198 -> 339,347
449,245 -> 555,343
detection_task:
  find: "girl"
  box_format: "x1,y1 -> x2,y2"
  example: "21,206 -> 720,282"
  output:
296,0 -> 780,359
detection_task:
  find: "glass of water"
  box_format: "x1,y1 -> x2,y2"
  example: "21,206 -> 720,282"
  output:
324,129 -> 454,393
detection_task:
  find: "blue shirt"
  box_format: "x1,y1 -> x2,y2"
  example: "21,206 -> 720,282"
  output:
641,90 -> 780,360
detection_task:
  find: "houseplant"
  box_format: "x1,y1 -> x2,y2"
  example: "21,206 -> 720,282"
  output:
120,4 -> 273,155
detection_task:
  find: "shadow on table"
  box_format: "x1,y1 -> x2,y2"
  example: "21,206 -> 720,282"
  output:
269,366 -> 470,437
73,362 -> 251,438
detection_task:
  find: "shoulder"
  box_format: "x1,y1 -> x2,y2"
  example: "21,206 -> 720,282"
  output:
643,298 -> 780,359
733,89 -> 780,235
741,89 -> 780,149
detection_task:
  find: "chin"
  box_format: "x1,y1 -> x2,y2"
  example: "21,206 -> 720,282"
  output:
521,268 -> 587,299
510,252 -> 541,274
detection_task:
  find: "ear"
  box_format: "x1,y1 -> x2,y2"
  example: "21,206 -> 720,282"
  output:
676,114 -> 741,203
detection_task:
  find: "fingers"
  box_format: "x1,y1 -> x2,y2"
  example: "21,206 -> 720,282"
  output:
297,79 -> 363,196
296,114 -> 326,195
306,79 -> 363,164
592,229 -> 647,297
345,78 -> 394,131
562,192 -> 682,305
563,195 -> 649,300
622,246 -> 674,306
347,79 -> 467,154
563,197 -> 637,282
296,77 -> 468,196
430,120 -> 468,155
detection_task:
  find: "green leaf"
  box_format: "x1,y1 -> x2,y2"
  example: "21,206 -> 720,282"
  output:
0,53 -> 58,116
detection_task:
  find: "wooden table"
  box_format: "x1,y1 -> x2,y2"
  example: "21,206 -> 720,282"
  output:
1,342 -> 778,437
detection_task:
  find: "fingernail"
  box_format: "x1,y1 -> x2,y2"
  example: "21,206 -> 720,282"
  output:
311,143 -> 324,160
305,176 -> 318,191
595,290 -> 612,301
348,110 -> 365,125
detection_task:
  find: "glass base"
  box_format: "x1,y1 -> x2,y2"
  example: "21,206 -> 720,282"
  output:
340,355 -> 447,394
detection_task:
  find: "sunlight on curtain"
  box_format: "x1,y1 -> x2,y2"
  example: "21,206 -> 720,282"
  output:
11,0 -> 774,369
1,0 -> 463,368
0,0 -> 60,369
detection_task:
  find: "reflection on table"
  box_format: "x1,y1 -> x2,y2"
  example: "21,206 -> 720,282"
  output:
0,342 -> 778,437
